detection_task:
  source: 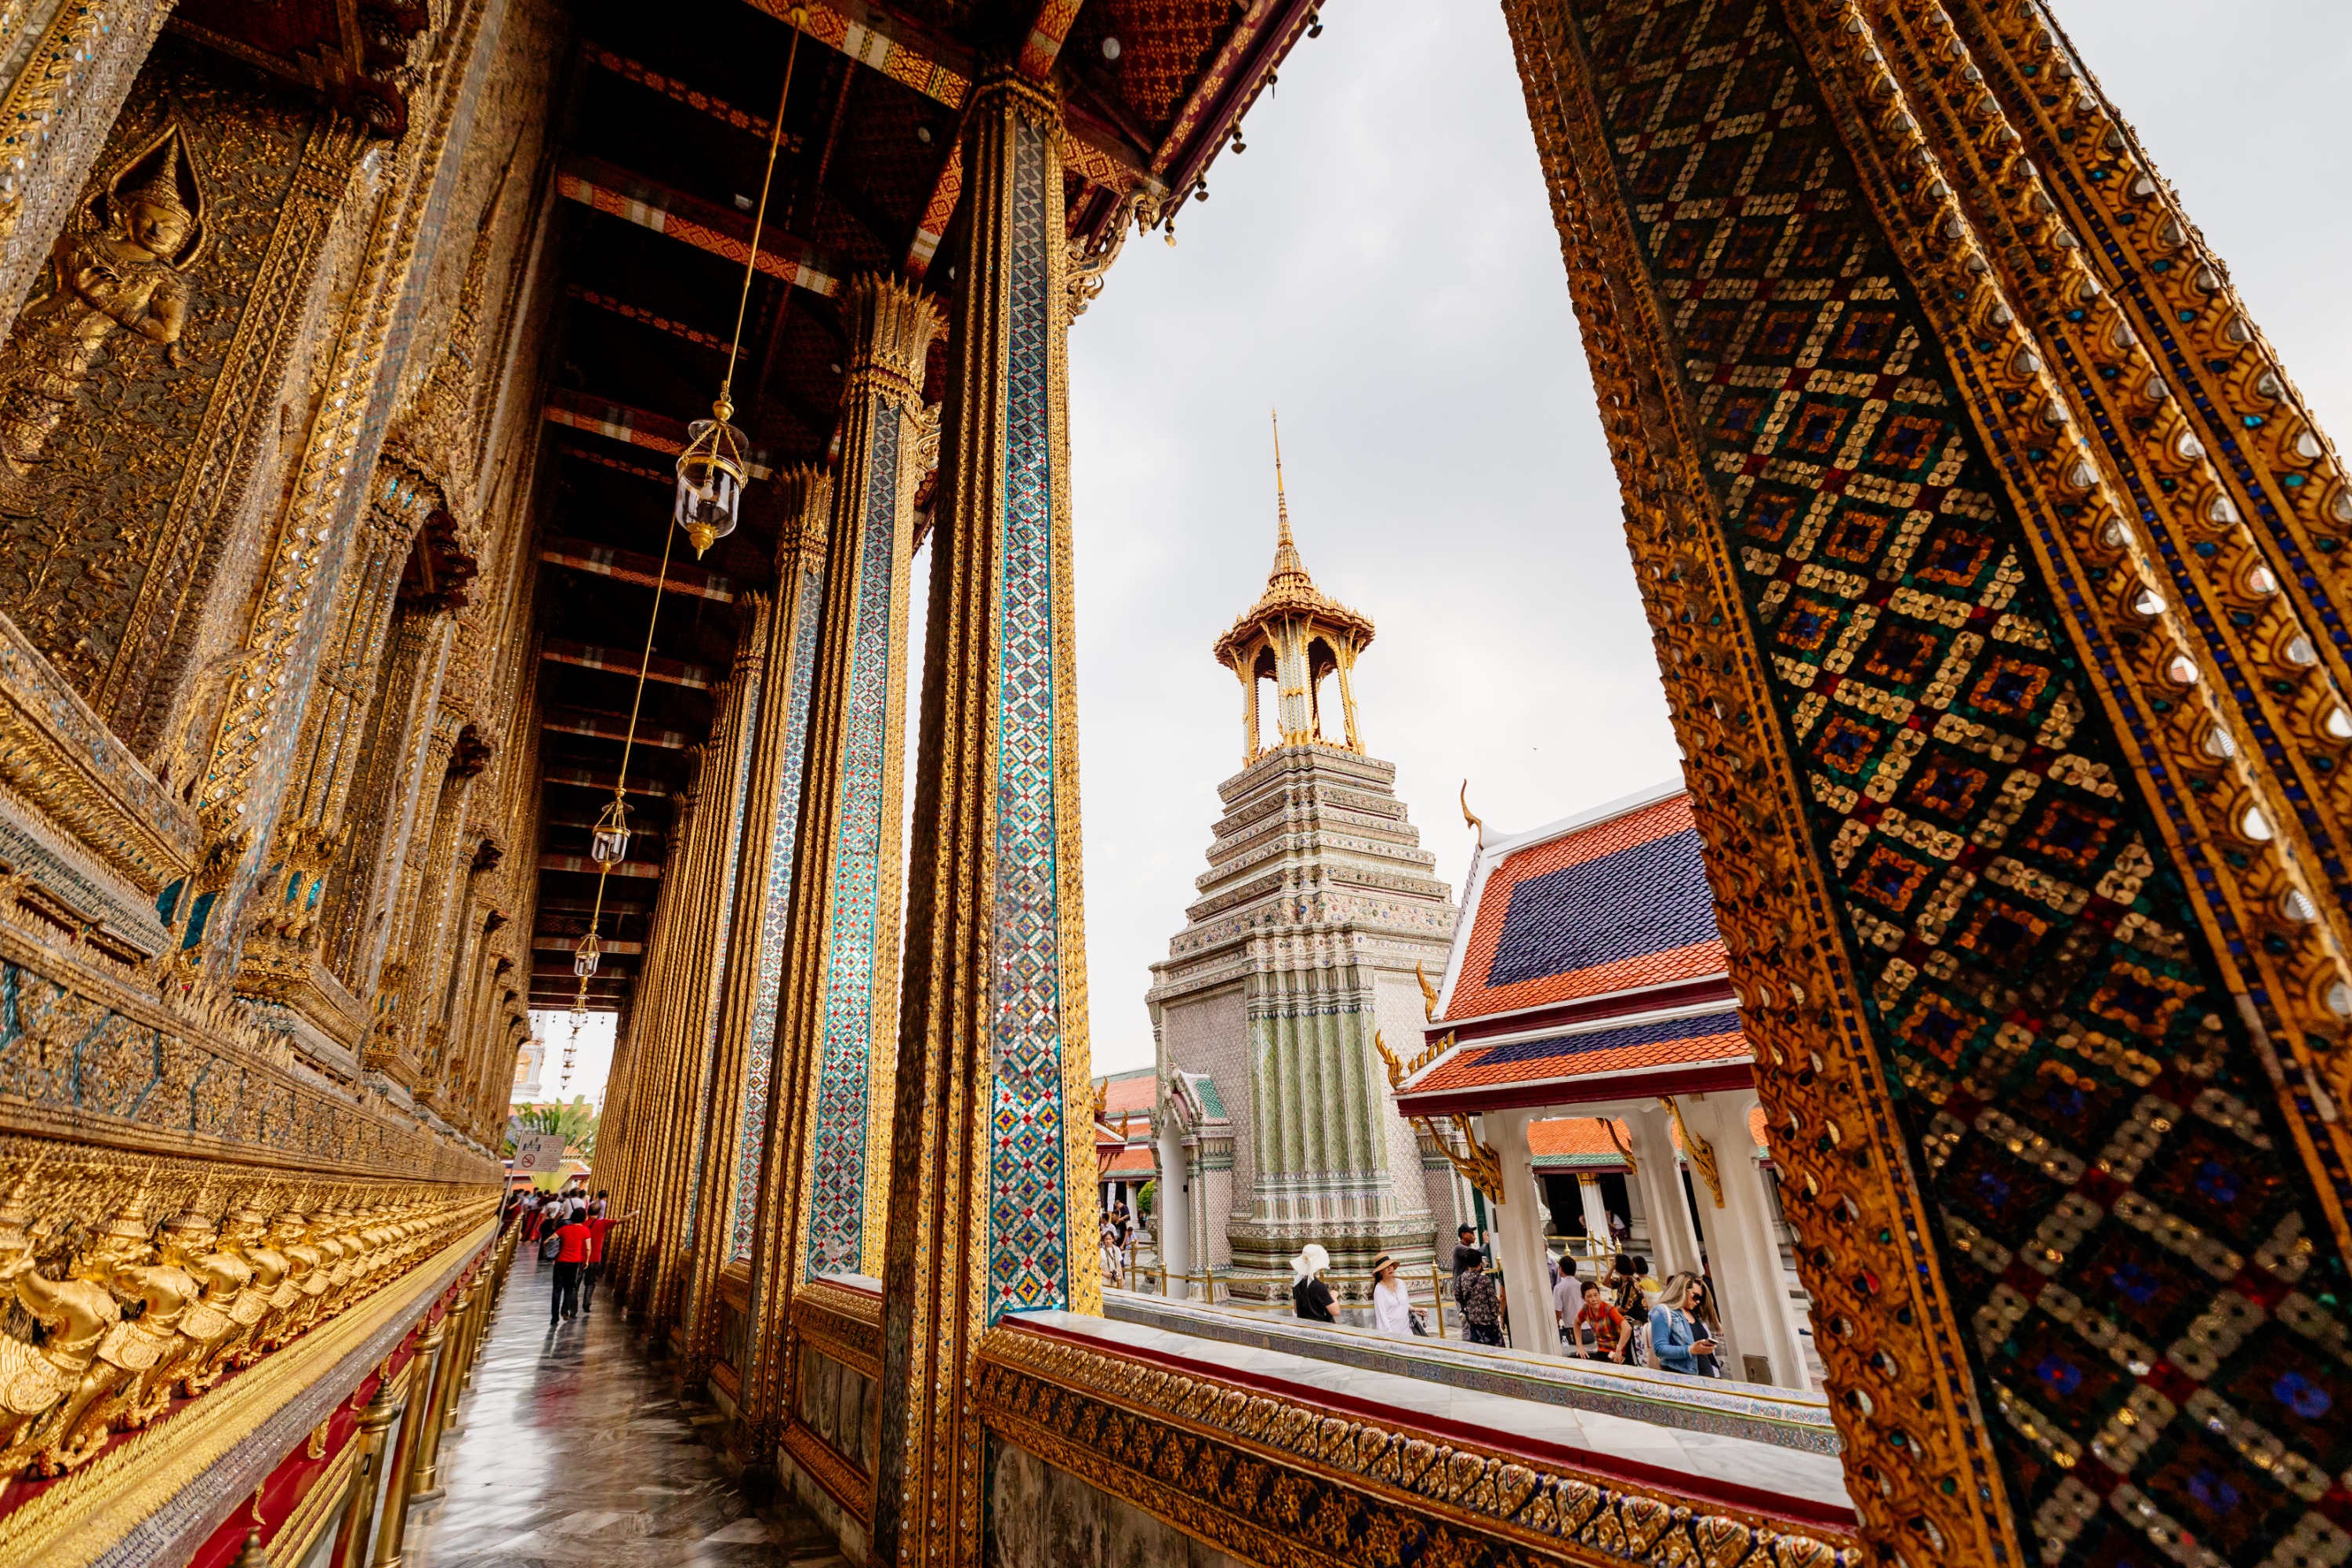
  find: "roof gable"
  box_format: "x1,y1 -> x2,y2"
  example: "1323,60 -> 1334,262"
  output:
1445,791 -> 1725,1022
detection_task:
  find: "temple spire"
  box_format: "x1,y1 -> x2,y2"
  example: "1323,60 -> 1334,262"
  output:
1269,409 -> 1308,589
1214,417 -> 1375,761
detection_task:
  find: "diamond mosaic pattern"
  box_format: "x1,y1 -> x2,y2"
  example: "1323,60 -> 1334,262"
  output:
1489,828 -> 1719,989
1567,2 -> 2352,1563
804,398 -> 902,1278
728,560 -> 826,1263
1448,793 -> 1728,1020
986,114 -> 1069,1323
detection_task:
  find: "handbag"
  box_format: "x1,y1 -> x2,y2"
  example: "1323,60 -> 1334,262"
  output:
539,1232 -> 561,1262
1408,1309 -> 1428,1338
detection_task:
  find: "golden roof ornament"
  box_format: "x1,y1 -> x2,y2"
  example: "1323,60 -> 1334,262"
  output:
1212,411 -> 1376,670
1213,412 -> 1375,759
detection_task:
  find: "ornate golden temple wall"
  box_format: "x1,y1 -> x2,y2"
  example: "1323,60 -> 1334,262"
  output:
0,0 -> 564,1554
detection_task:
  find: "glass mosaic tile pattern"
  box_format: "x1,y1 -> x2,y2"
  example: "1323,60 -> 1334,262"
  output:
804,398 -> 903,1278
728,557 -> 826,1263
985,113 -> 1071,1323
1561,2 -> 2352,1560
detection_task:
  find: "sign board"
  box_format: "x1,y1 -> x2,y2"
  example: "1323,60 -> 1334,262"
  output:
511,1131 -> 566,1173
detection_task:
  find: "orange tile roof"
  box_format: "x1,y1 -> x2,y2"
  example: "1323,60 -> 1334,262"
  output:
1529,1117 -> 1632,1160
1523,1110 -> 1769,1169
1099,1145 -> 1156,1178
1443,793 -> 1725,1023
1097,1072 -> 1156,1118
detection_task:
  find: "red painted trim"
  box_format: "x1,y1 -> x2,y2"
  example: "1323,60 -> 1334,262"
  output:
1428,975 -> 1739,1048
993,1318 -> 1857,1535
183,1256 -> 486,1568
1400,1061 -> 1755,1118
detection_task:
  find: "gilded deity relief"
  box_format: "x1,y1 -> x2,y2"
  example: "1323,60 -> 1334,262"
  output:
0,125 -> 206,507
0,52 -> 326,722
0,1169 -> 488,1490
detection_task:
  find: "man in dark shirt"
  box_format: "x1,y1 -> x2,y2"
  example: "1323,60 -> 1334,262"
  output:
550,1214 -> 593,1324
1451,1222 -> 1484,1278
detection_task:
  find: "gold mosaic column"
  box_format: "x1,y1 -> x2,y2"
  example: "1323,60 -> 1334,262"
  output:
738,279 -> 938,1446
609,781 -> 700,1316
644,648 -> 762,1340
323,610 -> 457,998
873,72 -> 1099,1565
662,583 -> 776,1381
677,473 -> 831,1393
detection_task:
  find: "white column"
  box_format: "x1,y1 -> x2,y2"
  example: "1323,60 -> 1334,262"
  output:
1628,1103 -> 1702,1279
1158,1122 -> 1192,1298
1679,1091 -> 1811,1389
1488,1110 -> 1563,1358
1577,1175 -> 1613,1271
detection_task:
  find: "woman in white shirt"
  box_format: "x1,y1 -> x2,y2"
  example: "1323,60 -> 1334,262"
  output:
1370,1252 -> 1415,1336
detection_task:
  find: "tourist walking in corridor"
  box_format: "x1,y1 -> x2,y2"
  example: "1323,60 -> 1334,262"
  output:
1290,1243 -> 1336,1323
550,1208 -> 593,1325
1650,1272 -> 1721,1377
1455,1254 -> 1504,1346
580,1205 -> 636,1313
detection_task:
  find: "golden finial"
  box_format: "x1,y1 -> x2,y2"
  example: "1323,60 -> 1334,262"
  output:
1460,781 -> 1485,851
1269,409 -> 1306,586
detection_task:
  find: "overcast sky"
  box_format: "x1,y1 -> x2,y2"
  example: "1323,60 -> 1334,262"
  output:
552,1 -> 2352,1099
1063,0 -> 2352,1076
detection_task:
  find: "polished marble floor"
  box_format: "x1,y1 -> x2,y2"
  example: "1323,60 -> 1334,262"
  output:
401,1252 -> 848,1567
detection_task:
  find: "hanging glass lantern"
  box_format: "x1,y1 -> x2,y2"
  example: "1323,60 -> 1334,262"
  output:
674,399 -> 750,556
573,931 -> 601,979
569,993 -> 588,1030
589,797 -> 631,864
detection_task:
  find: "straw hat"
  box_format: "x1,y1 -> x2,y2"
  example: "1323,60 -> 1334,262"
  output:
1370,1252 -> 1397,1277
1290,1243 -> 1330,1283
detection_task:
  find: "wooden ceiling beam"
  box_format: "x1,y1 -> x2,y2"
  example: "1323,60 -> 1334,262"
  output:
543,388 -> 777,479
559,154 -> 843,298
543,710 -> 695,748
542,767 -> 674,796
542,638 -> 715,688
581,41 -> 803,145
539,535 -> 739,602
538,853 -> 665,878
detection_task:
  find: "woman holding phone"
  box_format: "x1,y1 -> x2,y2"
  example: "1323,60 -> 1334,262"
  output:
1648,1272 -> 1720,1377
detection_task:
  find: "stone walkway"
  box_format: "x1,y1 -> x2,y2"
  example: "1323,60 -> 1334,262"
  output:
401,1250 -> 846,1567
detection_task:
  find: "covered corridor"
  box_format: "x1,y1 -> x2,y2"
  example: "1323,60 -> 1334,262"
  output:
397,1253 -> 845,1568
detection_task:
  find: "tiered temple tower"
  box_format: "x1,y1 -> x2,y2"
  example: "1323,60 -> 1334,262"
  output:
1150,437 -> 1459,1305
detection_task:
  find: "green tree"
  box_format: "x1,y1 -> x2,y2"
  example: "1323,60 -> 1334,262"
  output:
508,1095 -> 598,1160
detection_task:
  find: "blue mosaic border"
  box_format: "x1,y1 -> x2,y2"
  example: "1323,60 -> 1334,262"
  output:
985,113 -> 1069,1323
729,554 -> 826,1263
804,398 -> 903,1277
